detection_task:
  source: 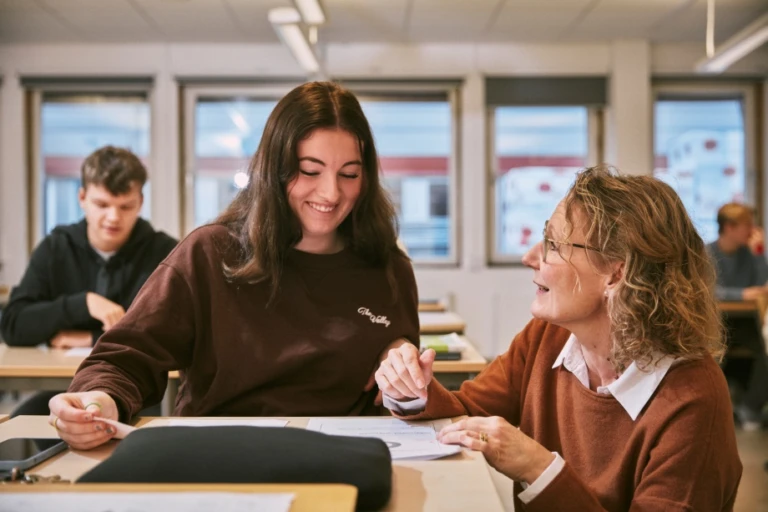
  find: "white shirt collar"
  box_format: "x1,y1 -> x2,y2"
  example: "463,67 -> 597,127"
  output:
552,334 -> 675,421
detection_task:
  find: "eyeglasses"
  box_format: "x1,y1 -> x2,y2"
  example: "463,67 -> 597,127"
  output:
542,220 -> 602,262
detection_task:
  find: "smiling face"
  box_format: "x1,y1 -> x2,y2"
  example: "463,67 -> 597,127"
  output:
286,128 -> 364,254
79,183 -> 143,253
521,201 -> 614,331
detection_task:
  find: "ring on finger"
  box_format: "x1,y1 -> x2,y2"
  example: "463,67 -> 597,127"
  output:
83,402 -> 102,412
52,416 -> 61,431
479,431 -> 489,443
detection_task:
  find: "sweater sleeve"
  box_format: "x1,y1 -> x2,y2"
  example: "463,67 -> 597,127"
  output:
754,253 -> 768,286
0,239 -> 93,346
68,262 -> 195,420
392,321 -> 538,425
522,365 -> 742,512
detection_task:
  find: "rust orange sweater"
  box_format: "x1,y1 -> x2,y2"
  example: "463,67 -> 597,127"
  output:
399,319 -> 742,511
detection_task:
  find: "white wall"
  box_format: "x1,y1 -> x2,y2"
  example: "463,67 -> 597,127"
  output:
1,41 -> 767,357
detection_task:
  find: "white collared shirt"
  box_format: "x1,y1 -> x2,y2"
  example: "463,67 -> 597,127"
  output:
516,334 -> 676,503
384,334 -> 677,504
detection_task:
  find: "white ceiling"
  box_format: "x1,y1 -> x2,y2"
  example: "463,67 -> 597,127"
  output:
0,0 -> 766,44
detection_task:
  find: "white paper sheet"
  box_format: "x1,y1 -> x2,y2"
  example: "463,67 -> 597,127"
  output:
145,418 -> 289,428
93,417 -> 136,439
64,347 -> 92,357
306,418 -> 461,461
0,492 -> 294,512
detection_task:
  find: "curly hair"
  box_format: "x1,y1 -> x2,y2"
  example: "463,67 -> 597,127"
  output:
563,165 -> 725,372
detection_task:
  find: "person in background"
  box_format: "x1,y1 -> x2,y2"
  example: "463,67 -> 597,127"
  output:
707,202 -> 768,431
377,166 -> 741,511
708,203 -> 768,301
47,82 -> 420,450
0,146 -> 178,415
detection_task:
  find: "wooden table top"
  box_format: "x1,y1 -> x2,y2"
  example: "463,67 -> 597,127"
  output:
418,312 -> 466,335
418,302 -> 446,313
0,416 -> 505,512
432,338 -> 488,373
718,300 -> 761,313
0,339 -> 487,378
0,483 -> 357,512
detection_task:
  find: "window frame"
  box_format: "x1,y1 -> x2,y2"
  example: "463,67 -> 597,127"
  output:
181,84 -> 295,235
486,105 -> 602,265
181,82 -> 462,266
27,83 -> 153,253
651,82 -> 760,225
352,85 -> 460,266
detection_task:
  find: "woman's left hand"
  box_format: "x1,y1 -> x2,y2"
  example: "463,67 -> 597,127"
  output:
439,416 -> 555,483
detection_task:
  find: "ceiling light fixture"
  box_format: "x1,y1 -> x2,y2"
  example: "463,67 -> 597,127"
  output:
293,0 -> 326,25
705,0 -> 715,58
268,7 -> 323,76
696,12 -> 768,73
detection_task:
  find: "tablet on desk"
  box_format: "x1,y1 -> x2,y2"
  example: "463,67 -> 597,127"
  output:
0,437 -> 67,472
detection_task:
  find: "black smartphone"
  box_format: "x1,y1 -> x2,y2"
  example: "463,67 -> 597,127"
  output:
0,438 -> 67,472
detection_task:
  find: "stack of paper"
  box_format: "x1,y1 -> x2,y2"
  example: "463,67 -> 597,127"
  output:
306,418 -> 461,461
420,333 -> 466,360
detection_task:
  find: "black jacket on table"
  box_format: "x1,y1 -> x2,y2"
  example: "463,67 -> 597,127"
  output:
0,218 -> 177,347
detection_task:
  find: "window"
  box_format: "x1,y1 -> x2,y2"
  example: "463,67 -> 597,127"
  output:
30,88 -> 151,242
359,99 -> 456,262
184,84 -> 459,264
486,77 -> 605,264
653,87 -> 754,243
490,106 -> 593,261
188,95 -> 277,229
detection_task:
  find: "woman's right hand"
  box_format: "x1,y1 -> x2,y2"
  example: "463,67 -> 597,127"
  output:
375,343 -> 436,401
48,391 -> 119,450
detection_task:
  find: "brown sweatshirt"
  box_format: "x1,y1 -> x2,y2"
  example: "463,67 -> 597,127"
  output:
69,225 -> 420,419
397,319 -> 742,512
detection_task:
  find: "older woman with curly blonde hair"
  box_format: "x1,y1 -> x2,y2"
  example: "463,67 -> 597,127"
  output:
376,166 -> 742,511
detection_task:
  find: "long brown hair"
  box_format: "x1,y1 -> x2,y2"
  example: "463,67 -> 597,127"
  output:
563,165 -> 725,371
216,81 -> 402,302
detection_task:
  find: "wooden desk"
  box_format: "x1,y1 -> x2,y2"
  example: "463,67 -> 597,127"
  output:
433,340 -> 487,374
0,339 -> 486,409
0,416 -> 505,512
431,337 -> 488,390
418,312 -> 465,335
0,344 -> 179,415
718,298 -> 768,327
0,483 -> 356,512
418,302 -> 446,313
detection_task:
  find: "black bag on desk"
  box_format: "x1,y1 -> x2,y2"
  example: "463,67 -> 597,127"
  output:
78,426 -> 392,510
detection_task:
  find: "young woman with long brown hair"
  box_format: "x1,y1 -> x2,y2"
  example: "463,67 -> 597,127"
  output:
47,82 -> 420,450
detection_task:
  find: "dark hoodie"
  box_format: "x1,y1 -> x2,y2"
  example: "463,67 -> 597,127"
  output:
0,219 -> 177,346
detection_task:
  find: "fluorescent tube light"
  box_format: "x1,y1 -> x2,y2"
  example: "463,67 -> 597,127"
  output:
268,7 -> 322,75
294,0 -> 326,25
268,6 -> 301,25
696,12 -> 768,73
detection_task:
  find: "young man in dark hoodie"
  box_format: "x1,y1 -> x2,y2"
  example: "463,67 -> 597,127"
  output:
0,146 -> 177,413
